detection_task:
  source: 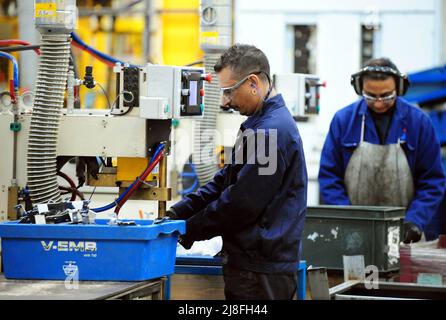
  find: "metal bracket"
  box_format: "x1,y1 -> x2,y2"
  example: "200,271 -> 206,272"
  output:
120,187 -> 172,201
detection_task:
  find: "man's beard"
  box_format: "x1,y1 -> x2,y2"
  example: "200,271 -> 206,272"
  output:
229,104 -> 239,111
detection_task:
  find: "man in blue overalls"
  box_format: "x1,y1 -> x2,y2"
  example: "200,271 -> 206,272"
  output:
319,58 -> 445,243
167,44 -> 308,299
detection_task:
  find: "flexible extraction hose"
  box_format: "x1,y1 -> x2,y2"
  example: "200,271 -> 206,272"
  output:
192,53 -> 221,185
27,34 -> 72,203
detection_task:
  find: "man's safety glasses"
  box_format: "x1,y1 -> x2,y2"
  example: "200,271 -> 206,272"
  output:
220,74 -> 253,99
362,91 -> 396,103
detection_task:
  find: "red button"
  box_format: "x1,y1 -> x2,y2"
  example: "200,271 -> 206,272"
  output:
200,88 -> 205,96
203,73 -> 212,83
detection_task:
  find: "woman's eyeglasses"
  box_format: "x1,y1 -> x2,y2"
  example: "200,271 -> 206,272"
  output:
362,91 -> 396,103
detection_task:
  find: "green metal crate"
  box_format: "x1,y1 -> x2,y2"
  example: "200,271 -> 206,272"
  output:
302,205 -> 405,273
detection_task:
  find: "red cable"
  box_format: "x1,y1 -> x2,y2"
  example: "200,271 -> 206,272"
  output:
57,171 -> 78,201
9,80 -> 16,104
114,151 -> 165,215
0,40 -> 41,55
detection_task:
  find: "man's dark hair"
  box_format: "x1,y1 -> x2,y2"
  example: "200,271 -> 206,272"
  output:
214,44 -> 271,83
362,57 -> 400,82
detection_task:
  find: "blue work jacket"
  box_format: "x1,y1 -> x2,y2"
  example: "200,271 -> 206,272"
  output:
318,97 -> 445,232
172,94 -> 308,273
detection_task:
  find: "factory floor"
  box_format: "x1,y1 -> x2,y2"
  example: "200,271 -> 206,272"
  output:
169,275 -> 327,300
170,274 -> 226,300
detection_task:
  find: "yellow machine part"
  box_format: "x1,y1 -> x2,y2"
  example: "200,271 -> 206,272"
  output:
162,0 -> 203,65
116,0 -> 202,180
117,157 -> 159,182
0,17 -> 18,91
73,16 -> 144,110
74,18 -> 111,110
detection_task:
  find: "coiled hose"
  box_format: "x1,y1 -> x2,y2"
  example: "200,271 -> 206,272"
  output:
27,34 -> 72,204
192,53 -> 221,185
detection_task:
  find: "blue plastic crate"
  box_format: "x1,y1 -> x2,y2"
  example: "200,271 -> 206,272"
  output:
0,219 -> 185,281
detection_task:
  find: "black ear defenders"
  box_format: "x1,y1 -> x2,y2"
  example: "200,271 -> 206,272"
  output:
350,65 -> 410,96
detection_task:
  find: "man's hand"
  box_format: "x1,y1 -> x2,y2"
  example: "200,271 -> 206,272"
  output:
166,208 -> 194,249
403,222 -> 422,244
166,208 -> 180,220
179,235 -> 194,250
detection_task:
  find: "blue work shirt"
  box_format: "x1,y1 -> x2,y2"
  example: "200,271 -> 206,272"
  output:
171,94 -> 308,273
318,97 -> 445,232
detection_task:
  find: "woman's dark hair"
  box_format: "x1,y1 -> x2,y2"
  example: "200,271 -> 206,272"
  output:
362,57 -> 400,82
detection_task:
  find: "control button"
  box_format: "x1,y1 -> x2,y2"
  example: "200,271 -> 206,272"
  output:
200,88 -> 204,97
201,73 -> 212,83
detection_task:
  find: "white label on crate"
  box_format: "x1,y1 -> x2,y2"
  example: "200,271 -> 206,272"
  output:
63,261 -> 79,290
34,215 -> 46,225
417,273 -> 443,286
37,204 -> 48,213
343,255 -> 365,282
387,226 -> 400,265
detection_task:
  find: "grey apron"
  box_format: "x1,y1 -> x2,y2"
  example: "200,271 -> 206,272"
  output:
344,114 -> 415,206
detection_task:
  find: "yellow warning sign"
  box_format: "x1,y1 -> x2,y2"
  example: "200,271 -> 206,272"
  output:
200,31 -> 219,45
35,3 -> 57,18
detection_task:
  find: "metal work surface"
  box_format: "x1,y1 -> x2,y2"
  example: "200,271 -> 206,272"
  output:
0,274 -> 164,300
329,281 -> 446,300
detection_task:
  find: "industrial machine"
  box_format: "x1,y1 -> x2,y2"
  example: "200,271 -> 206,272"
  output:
0,0 -> 211,223
273,73 -> 325,120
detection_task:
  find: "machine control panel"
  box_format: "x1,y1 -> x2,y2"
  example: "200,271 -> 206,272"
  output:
139,65 -> 211,119
273,73 -> 325,120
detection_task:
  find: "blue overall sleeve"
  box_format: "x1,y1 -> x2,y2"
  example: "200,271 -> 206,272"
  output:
184,143 -> 289,242
318,114 -> 351,205
171,166 -> 228,220
405,116 -> 445,230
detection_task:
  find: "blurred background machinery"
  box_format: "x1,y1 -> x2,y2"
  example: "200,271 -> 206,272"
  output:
0,0 -> 212,222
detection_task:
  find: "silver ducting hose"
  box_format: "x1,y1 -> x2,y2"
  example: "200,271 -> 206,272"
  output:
27,34 -> 71,203
193,53 -> 221,185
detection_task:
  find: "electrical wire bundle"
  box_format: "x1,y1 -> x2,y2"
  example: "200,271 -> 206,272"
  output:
92,143 -> 166,215
0,51 -> 19,102
0,39 -> 42,102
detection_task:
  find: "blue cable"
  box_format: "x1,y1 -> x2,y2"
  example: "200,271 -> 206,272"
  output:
181,172 -> 197,177
92,144 -> 165,213
71,32 -> 139,68
180,178 -> 199,195
179,162 -> 199,196
0,51 -> 19,90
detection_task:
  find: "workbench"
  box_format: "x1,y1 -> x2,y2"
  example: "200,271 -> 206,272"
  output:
166,256 -> 307,300
0,274 -> 166,300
